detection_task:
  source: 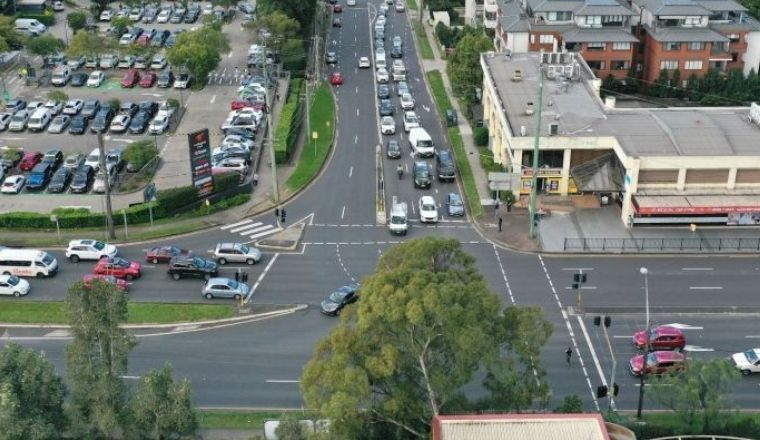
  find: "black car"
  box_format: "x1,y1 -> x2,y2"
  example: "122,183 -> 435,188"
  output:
119,102 -> 139,117
68,115 -> 88,134
81,99 -> 100,119
413,161 -> 431,189
139,101 -> 158,118
435,149 -> 456,181
41,149 -> 64,169
377,84 -> 390,99
90,108 -> 114,133
386,140 -> 401,159
151,30 -> 170,47
379,99 -> 394,116
47,167 -> 72,193
70,165 -> 94,193
157,69 -> 174,88
184,8 -> 200,23
320,283 -> 360,316
128,111 -> 150,134
6,99 -> 26,112
167,256 -> 218,280
391,46 -> 403,58
70,72 -> 88,87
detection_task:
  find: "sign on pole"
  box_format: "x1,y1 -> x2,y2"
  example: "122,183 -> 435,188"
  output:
187,129 -> 214,197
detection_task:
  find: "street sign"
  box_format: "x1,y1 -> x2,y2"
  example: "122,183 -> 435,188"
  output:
488,172 -> 511,182
143,182 -> 156,203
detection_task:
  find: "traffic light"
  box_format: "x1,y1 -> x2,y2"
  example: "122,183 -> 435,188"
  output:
597,385 -> 608,398
574,273 -> 588,283
612,382 -> 619,396
275,208 -> 280,218
593,316 -> 601,326
281,209 -> 286,224
604,316 -> 612,327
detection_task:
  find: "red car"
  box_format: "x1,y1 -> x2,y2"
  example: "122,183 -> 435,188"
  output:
630,351 -> 686,376
121,69 -> 140,88
82,274 -> 129,292
136,33 -> 151,46
145,245 -> 191,264
93,256 -> 142,280
333,4 -> 342,12
329,72 -> 343,85
18,151 -> 43,171
231,99 -> 266,112
633,326 -> 686,351
139,71 -> 157,88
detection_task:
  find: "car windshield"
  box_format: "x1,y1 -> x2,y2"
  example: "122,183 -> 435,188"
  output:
41,253 -> 54,265
422,203 -> 435,211
646,352 -> 658,365
450,196 -> 462,206
93,241 -> 105,251
416,168 -> 429,178
226,280 -> 239,289
329,290 -> 347,302
746,350 -> 759,363
113,258 -> 130,268
11,114 -> 24,122
6,275 -> 19,286
192,257 -> 206,267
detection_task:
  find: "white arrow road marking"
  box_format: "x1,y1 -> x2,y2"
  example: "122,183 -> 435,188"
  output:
221,219 -> 253,230
210,94 -> 216,104
683,345 -> 714,352
665,323 -> 704,330
422,104 -> 430,112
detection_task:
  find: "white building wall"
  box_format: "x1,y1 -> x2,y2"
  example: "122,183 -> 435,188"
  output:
507,32 -> 530,53
744,31 -> 760,76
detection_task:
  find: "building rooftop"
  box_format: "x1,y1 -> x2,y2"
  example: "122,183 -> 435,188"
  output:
574,0 -> 636,15
482,51 -> 760,157
632,0 -> 713,15
643,25 -> 730,42
432,414 -> 612,440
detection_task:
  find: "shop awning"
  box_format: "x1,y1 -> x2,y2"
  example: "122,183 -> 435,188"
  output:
634,194 -> 760,215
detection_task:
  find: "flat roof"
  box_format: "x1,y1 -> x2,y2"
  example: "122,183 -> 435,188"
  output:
433,414 -> 610,440
482,52 -> 760,157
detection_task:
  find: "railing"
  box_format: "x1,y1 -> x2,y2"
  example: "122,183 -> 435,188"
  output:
563,237 -> 760,253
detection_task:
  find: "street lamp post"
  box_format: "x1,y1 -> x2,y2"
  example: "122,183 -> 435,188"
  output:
636,266 -> 650,419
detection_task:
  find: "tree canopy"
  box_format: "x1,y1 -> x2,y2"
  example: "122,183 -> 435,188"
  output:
257,0 -> 316,33
66,30 -> 113,58
26,34 -> 65,57
0,17 -> 23,53
167,25 -> 230,86
301,237 -> 552,439
129,364 -> 198,439
447,27 -> 492,109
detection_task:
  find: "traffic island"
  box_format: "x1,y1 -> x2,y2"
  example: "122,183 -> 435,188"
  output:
255,216 -> 308,251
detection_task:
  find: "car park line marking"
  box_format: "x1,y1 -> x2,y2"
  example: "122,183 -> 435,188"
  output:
356,108 -> 360,116
354,135 -> 358,144
243,253 -> 279,305
356,86 -> 359,94
266,380 -> 300,383
229,221 -> 262,233
141,93 -> 163,97
210,95 -> 216,104
689,286 -> 722,290
110,138 -> 134,143
682,267 -> 713,271
142,265 -> 156,269
221,219 -> 254,230
613,335 -> 630,338
341,206 -> 346,219
248,227 -> 283,240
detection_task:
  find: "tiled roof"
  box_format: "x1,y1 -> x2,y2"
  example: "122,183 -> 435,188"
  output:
643,25 -> 730,42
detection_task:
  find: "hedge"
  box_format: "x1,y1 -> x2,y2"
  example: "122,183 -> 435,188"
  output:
16,9 -> 56,26
274,78 -> 304,164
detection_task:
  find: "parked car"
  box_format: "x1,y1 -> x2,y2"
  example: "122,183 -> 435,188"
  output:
69,165 -> 94,193
320,283 -> 360,316
148,114 -> 170,135
8,110 -> 30,132
63,99 -> 84,115
156,69 -> 174,87
68,115 -> 88,134
47,115 -> 70,133
87,70 -> 105,87
81,99 -> 100,119
99,54 -> 119,69
90,108 -> 114,133
66,239 -> 118,262
167,256 -> 217,280
435,149 -> 456,181
1,175 -> 25,194
633,326 -> 686,351
93,256 -> 141,280
212,243 -> 261,265
109,114 -> 131,133
70,72 -> 88,87
117,55 -> 136,68
47,167 -> 72,193
630,351 -> 686,376
121,69 -> 140,88
173,72 -> 191,89
128,111 -> 150,134
41,149 -> 63,168
0,147 -> 23,170
19,151 -> 43,171
63,153 -> 85,170
139,71 -> 156,88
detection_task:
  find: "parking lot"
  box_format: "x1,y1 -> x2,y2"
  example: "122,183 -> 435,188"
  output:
0,1 -> 263,212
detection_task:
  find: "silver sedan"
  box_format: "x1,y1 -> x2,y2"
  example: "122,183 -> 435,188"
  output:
201,278 -> 250,300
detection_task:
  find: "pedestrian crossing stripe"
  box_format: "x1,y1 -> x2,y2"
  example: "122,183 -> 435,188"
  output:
220,219 -> 253,230
231,222 -> 263,233
218,220 -> 283,240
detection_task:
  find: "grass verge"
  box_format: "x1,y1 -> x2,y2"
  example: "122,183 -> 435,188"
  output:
407,0 -> 417,9
426,70 -> 483,217
412,21 -> 434,60
285,83 -> 335,193
199,410 -> 320,430
0,301 -> 235,324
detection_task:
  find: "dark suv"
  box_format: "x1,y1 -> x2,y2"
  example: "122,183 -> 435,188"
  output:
435,149 -> 456,181
167,256 -> 219,280
157,69 -> 174,88
413,161 -> 431,189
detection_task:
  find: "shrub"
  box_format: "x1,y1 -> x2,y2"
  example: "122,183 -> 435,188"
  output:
123,140 -> 157,171
156,185 -> 199,213
473,127 -> 489,146
274,78 -> 304,164
67,11 -> 87,32
16,10 -> 55,26
108,98 -> 121,112
213,172 -> 240,194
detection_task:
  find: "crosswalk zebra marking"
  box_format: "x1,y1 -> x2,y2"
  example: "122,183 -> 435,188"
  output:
220,219 -> 254,230
230,222 -> 263,234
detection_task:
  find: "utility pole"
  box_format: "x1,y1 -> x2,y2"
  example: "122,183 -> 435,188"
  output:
528,65 -> 544,238
637,266 -> 650,419
97,133 -> 115,239
263,37 -> 278,204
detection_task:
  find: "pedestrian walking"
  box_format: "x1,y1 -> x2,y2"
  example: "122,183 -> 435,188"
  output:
498,217 -> 503,232
252,173 -> 259,186
565,347 -> 573,366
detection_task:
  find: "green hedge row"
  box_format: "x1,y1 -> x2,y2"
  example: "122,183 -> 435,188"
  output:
0,173 -> 246,229
274,78 -> 304,164
16,10 -> 56,26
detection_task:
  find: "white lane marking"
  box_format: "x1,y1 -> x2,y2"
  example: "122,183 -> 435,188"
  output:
230,221 -> 263,233
45,329 -> 69,337
221,219 -> 254,230
349,166 -> 353,177
562,267 -> 595,271
689,286 -> 723,290
120,375 -> 141,380
238,224 -> 274,236
266,379 -> 300,383
665,323 -> 704,330
682,267 -> 713,271
683,345 -> 714,352
578,315 -> 609,390
564,286 -> 597,290
244,253 -> 279,304
613,335 -> 631,339
356,86 -> 359,94
210,94 -> 216,104
744,335 -> 760,338
341,205 -> 346,219
354,135 -> 358,144
492,245 -> 514,304
356,108 -> 359,116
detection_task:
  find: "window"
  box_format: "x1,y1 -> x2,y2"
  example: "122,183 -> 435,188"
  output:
684,16 -> 702,26
660,60 -> 678,70
602,15 -> 625,24
586,60 -> 606,70
546,11 -> 571,21
731,52 -> 739,62
612,60 -> 630,70
687,42 -> 705,50
727,33 -> 740,42
587,42 -> 606,51
539,34 -> 554,44
612,42 -> 631,50
684,60 -> 703,70
663,42 -> 681,51
581,15 -> 601,26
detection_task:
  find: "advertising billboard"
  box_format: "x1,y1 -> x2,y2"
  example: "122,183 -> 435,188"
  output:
188,129 -> 214,197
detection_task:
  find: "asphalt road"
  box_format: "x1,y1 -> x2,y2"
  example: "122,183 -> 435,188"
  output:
3,0 -> 760,413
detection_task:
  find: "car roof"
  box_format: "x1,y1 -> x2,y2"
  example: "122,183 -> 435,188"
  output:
207,277 -> 234,284
653,326 -> 683,336
652,351 -> 685,362
421,195 -> 435,203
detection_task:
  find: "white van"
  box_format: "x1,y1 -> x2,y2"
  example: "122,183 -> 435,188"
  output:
0,248 -> 59,278
27,107 -> 52,132
15,18 -> 47,36
408,127 -> 435,157
51,65 -> 72,86
375,52 -> 386,71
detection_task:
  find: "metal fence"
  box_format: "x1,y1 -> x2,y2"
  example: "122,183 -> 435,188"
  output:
563,237 -> 760,253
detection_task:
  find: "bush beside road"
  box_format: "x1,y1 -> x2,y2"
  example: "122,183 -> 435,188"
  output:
274,78 -> 305,164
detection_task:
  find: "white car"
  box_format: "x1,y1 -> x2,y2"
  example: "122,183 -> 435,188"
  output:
358,56 -> 371,68
395,1 -> 405,11
418,196 -> 439,223
87,70 -> 105,87
148,114 -> 169,135
109,114 -> 131,133
400,93 -> 415,110
380,116 -> 396,135
156,101 -> 176,119
1,175 -> 25,193
8,110 -> 30,132
128,7 -> 143,20
0,113 -> 11,131
99,54 -> 118,69
47,115 -> 71,134
222,135 -> 254,150
376,68 -> 389,83
44,100 -> 63,115
119,33 -> 136,45
117,55 -> 135,68
213,157 -> 248,174
732,349 -> 760,375
0,275 -> 30,297
156,9 -> 171,22
63,99 -> 84,115
99,9 -> 113,21
52,0 -> 64,11
65,239 -> 118,262
403,111 -> 419,132
150,55 -> 167,70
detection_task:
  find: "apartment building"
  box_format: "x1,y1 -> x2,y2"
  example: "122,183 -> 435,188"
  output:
491,0 -> 760,81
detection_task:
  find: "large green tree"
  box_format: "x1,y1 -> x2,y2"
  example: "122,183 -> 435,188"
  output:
649,358 -> 741,434
129,364 -> 198,439
301,237 -> 552,439
66,30 -> 113,58
167,25 -> 230,87
26,34 -> 65,57
447,27 -> 492,108
0,343 -> 67,440
257,0 -> 315,33
65,279 -> 136,438
66,11 -> 87,33
0,16 -> 24,52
